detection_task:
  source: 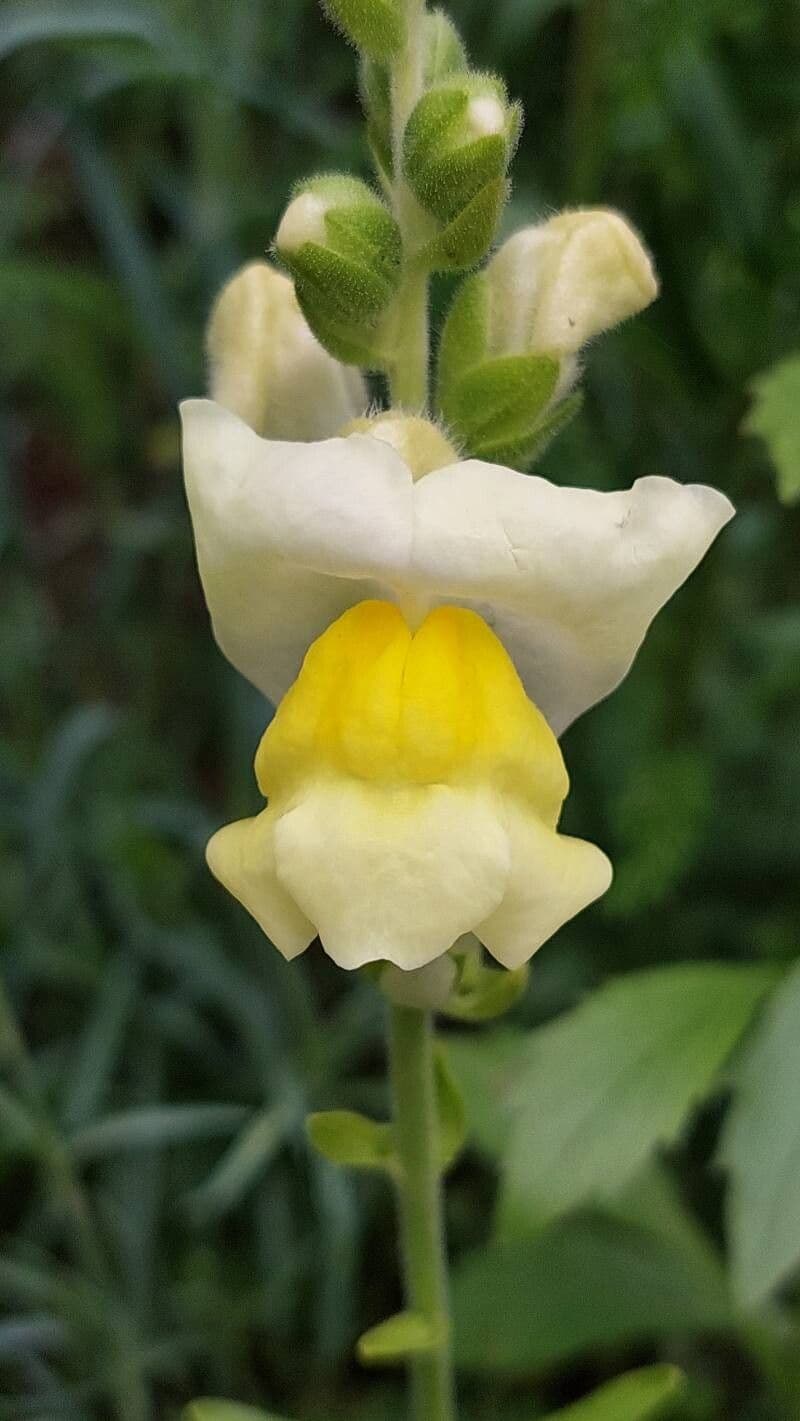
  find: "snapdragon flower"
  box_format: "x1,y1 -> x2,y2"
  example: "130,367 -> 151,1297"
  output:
181,403 -> 732,970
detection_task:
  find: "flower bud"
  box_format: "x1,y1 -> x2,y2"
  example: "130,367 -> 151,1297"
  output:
403,74 -> 521,270
206,261 -> 367,441
359,10 -> 467,182
485,208 -> 658,357
340,410 -> 458,479
436,209 -> 658,468
321,0 -> 404,59
275,176 -> 403,366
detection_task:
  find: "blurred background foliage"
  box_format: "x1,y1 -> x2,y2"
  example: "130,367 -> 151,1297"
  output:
1,1 -> 800,1418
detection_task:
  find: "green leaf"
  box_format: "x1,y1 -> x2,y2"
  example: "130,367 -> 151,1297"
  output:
69,1104 -> 249,1162
744,353 -> 800,504
498,965 -> 775,1238
453,1214 -> 731,1374
357,1310 -> 441,1365
0,0 -> 177,59
720,961 -> 800,1306
307,1110 -> 395,1171
441,1031 -> 525,1156
434,1046 -> 467,1169
544,1365 -> 684,1421
322,0 -> 404,59
609,1161 -> 730,1313
184,1105 -> 291,1225
183,1403 -> 290,1421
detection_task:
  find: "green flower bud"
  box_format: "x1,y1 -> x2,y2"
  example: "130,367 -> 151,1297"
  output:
321,0 -> 404,59
403,74 -> 521,270
359,10 -> 468,184
275,175 -> 402,367
437,208 -> 657,467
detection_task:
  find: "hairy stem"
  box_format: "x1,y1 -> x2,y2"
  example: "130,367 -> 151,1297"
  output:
388,0 -> 430,409
389,1003 -> 456,1421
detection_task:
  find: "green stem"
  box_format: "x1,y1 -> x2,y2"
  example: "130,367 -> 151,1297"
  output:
389,1003 -> 456,1421
388,0 -> 430,410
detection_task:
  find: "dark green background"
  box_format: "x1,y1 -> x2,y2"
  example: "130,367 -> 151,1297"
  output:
2,1 -> 799,1418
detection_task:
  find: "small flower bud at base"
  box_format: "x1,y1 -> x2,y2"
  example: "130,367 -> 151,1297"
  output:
340,411 -> 458,480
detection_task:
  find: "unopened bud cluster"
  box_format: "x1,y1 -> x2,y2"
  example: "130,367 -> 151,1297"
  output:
207,0 -> 659,473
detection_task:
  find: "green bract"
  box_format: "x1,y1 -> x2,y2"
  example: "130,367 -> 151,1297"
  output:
403,74 -> 521,270
275,175 -> 402,367
322,0 -> 404,59
360,10 -> 468,183
437,269 -> 575,467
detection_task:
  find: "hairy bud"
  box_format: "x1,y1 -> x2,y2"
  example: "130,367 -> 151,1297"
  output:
207,261 -> 367,441
275,175 -> 403,366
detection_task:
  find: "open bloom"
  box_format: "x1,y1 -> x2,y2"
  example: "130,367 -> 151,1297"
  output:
181,404 -> 733,971
206,600 -> 611,970
181,402 -> 733,736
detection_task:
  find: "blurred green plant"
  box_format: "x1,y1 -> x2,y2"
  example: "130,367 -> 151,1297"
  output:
1,1 -> 800,1419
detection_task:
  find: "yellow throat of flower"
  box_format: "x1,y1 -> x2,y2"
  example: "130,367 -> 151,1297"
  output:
256,600 -> 568,822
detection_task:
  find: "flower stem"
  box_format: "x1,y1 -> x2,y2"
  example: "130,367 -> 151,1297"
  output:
388,1002 -> 456,1421
388,0 -> 430,410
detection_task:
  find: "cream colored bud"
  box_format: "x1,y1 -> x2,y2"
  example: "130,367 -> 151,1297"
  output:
486,209 -> 659,357
465,94 -> 506,139
274,192 -> 331,254
340,410 -> 458,480
206,261 -> 367,441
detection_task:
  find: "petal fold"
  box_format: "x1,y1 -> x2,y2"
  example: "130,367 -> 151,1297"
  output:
412,463 -> 734,732
206,808 -> 316,960
476,802 -> 612,969
272,780 -> 510,970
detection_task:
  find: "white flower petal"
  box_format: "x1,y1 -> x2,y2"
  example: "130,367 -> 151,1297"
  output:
182,401 -> 733,732
272,780 -> 510,970
206,808 -> 316,960
411,462 -> 734,732
181,399 -> 414,701
476,802 -> 612,969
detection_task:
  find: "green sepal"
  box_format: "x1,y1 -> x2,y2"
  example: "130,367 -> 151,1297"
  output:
442,353 -> 559,449
182,1402 -> 290,1421
307,1110 -> 396,1172
321,0 -> 404,59
403,76 -> 518,268
286,242 -> 393,328
422,176 -> 509,272
360,61 -> 394,183
437,270 -> 489,395
424,10 -> 468,84
479,392 -> 585,471
357,1310 -> 443,1366
434,1046 -> 467,1169
359,13 -> 467,185
294,299 -> 388,369
443,962 -> 529,1022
